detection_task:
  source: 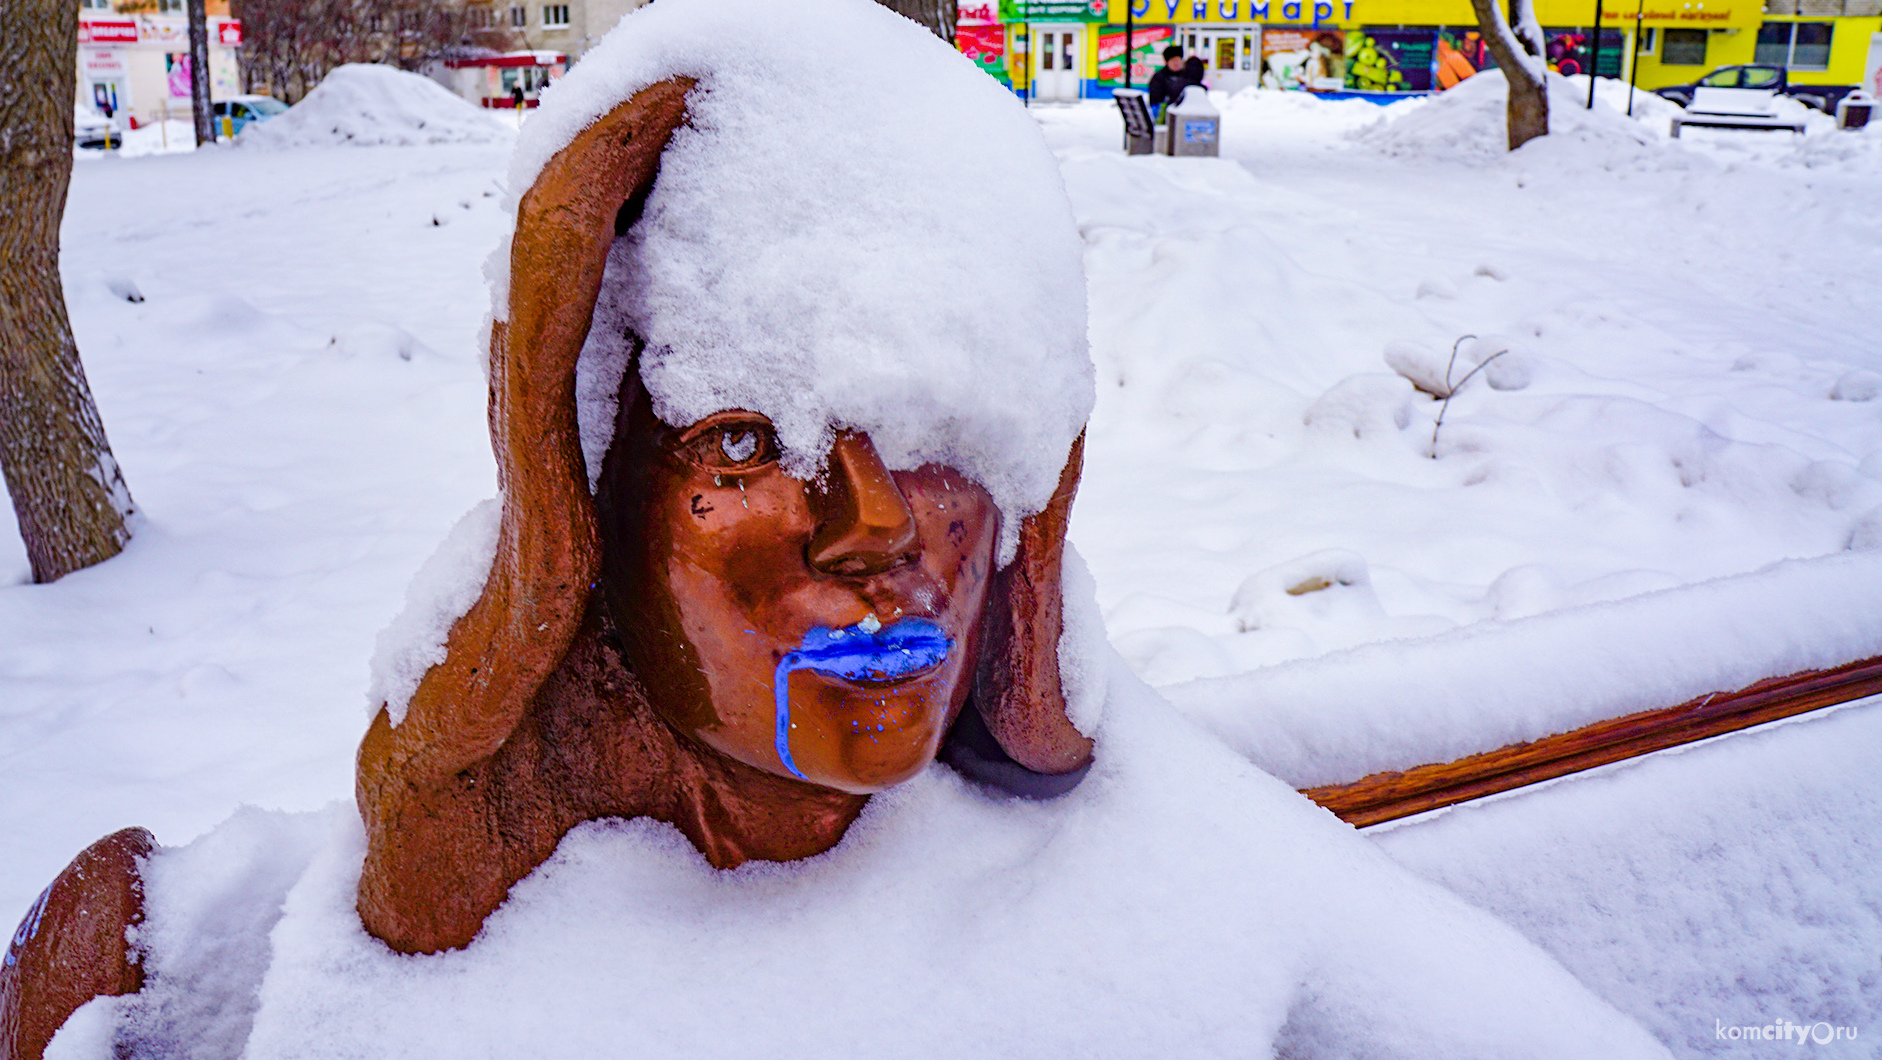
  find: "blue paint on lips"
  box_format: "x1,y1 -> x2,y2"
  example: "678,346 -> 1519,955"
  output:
772,618 -> 951,781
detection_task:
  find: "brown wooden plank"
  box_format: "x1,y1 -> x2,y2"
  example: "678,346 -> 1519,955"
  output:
1303,655 -> 1882,827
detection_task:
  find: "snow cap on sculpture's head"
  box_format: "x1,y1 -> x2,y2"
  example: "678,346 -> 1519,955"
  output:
476,0 -> 1101,795
506,0 -> 1095,564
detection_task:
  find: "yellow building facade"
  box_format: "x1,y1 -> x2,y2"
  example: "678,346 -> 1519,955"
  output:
956,0 -> 1879,101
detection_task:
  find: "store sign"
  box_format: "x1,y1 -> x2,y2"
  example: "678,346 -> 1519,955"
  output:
77,19 -> 137,44
141,17 -> 188,45
1263,27 -> 1346,89
957,23 -> 1009,80
217,20 -> 243,44
958,1 -> 1000,23
81,47 -> 127,75
1001,0 -> 1108,20
1128,0 -> 1354,22
1097,24 -> 1175,85
1346,28 -> 1431,91
1598,4 -> 1735,22
167,53 -> 192,97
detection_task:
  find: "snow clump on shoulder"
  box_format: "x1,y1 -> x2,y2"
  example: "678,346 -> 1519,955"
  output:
240,64 -> 513,149
515,0 -> 1095,566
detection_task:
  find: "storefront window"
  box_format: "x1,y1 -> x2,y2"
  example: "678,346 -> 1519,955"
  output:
1790,22 -> 1831,69
1661,28 -> 1707,65
1752,22 -> 1833,70
1754,22 -> 1791,65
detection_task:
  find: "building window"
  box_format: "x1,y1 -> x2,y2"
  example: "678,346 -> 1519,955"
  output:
1661,28 -> 1707,65
78,0 -> 113,10
509,5 -> 526,26
541,3 -> 569,27
1754,22 -> 1790,64
1790,22 -> 1832,69
1753,21 -> 1833,70
467,5 -> 492,28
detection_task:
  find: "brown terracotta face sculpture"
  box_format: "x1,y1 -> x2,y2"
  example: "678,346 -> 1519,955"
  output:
0,72 -> 1095,1058
597,384 -> 1000,795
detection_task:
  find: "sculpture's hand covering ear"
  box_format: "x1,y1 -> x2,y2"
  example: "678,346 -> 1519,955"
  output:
355,0 -> 1100,954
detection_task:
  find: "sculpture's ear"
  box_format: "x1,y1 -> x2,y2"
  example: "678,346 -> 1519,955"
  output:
356,80 -> 694,954
362,79 -> 694,789
944,433 -> 1095,798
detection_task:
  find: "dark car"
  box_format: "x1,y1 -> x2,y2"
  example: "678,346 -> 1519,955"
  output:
1655,64 -> 1855,114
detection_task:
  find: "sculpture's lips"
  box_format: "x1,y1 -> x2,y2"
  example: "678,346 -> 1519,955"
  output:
772,618 -> 953,780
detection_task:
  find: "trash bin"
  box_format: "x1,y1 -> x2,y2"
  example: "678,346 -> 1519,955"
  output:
1113,88 -> 1155,155
1166,85 -> 1219,158
1837,91 -> 1875,131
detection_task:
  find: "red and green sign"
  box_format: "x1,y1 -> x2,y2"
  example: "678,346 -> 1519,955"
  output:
1097,24 -> 1175,86
1000,0 -> 1109,21
958,24 -> 1010,83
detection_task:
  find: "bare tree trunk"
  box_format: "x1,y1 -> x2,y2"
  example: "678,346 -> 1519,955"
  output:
187,0 -> 215,144
0,0 -> 137,582
1468,0 -> 1549,149
873,0 -> 957,43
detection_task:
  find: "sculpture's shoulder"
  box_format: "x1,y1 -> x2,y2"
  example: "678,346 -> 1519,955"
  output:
1,827 -> 153,1060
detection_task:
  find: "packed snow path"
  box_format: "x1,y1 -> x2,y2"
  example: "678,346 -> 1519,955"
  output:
3,83 -> 1881,1054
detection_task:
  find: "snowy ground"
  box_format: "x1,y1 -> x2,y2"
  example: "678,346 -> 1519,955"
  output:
7,71 -> 1882,1055
1046,74 -> 1882,684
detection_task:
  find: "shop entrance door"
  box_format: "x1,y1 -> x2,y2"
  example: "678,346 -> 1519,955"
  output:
1031,24 -> 1084,101
1180,26 -> 1260,94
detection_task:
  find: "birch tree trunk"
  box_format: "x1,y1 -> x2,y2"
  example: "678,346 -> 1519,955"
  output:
873,0 -> 957,43
1468,0 -> 1550,149
0,0 -> 137,582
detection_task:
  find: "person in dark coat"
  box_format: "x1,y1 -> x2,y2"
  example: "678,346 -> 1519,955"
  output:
1181,55 -> 1208,95
1146,45 -> 1188,110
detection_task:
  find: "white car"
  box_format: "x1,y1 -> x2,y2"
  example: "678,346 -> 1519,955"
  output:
73,106 -> 123,149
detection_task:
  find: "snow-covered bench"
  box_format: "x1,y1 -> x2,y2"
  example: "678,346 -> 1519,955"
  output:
1669,86 -> 1806,138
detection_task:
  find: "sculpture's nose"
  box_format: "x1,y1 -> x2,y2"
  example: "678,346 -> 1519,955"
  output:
807,432 -> 919,577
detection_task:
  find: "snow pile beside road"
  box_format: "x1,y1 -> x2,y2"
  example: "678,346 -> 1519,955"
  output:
1356,70 -> 1677,161
240,64 -> 511,148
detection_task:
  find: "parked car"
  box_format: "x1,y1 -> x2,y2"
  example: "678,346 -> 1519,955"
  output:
1655,64 -> 1857,114
73,106 -> 122,149
211,95 -> 289,136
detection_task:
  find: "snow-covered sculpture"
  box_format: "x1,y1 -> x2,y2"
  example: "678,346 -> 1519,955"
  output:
353,62 -> 1099,952
4,2 -> 1676,1057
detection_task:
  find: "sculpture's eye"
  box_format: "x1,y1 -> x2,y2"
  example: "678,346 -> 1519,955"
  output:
677,417 -> 778,472
721,430 -> 759,463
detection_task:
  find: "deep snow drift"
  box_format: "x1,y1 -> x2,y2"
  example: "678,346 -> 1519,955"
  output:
7,34 -> 1882,1060
238,64 -> 513,148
